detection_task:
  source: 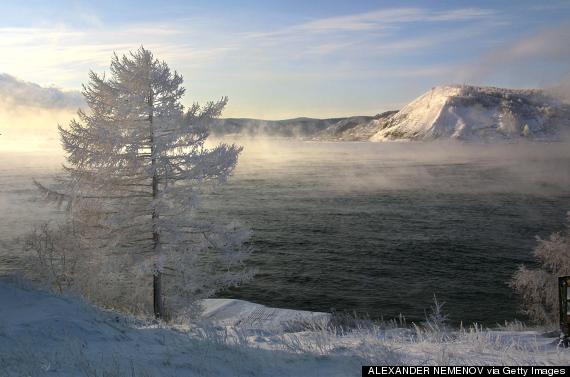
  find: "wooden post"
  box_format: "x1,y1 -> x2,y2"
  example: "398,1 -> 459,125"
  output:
559,276 -> 570,347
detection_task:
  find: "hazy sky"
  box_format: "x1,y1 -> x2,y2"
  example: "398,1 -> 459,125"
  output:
0,0 -> 569,125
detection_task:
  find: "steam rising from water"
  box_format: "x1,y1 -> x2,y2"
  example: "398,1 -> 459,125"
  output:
1,140 -> 569,322
3,138 -> 569,243
201,139 -> 570,323
214,138 -> 570,196
455,22 -> 570,101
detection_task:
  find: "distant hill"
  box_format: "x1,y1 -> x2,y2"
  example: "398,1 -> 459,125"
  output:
370,85 -> 570,142
209,85 -> 570,142
209,117 -> 345,138
314,112 -> 397,141
208,115 -> 398,140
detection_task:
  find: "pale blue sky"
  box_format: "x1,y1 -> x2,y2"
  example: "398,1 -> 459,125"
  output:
1,0 -> 569,118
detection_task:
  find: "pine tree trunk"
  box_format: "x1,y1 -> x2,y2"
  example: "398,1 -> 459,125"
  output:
152,166 -> 163,318
149,85 -> 164,319
153,271 -> 163,319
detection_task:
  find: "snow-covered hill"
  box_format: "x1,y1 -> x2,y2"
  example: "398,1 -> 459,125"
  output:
315,112 -> 396,141
1,279 -> 568,376
371,85 -> 570,142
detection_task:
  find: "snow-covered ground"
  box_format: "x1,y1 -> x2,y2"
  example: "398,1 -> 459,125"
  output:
0,279 -> 359,377
1,279 -> 569,377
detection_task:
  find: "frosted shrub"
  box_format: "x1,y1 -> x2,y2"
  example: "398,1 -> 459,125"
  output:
511,213 -> 570,324
24,222 -> 80,293
410,295 -> 452,343
425,295 -> 449,334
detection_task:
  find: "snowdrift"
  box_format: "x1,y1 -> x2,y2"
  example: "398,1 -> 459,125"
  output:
201,298 -> 330,331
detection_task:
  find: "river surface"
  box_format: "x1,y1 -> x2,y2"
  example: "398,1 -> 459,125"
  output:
2,140 -> 569,324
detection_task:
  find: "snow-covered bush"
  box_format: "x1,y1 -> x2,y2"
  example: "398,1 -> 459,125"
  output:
24,222 -> 80,293
511,213 -> 570,324
522,124 -> 531,137
421,295 -> 451,342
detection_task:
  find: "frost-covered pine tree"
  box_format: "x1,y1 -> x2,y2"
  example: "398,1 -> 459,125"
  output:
522,124 -> 531,137
37,47 -> 253,319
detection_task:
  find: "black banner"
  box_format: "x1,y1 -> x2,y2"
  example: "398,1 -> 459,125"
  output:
363,366 -> 570,376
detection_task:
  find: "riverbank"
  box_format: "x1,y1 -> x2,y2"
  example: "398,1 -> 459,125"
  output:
0,279 -> 568,376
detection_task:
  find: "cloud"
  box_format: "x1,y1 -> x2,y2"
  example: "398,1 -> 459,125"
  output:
0,7 -> 499,87
527,1 -> 570,11
545,74 -> 570,103
456,22 -> 570,84
0,5 -> 513,119
236,7 -> 502,63
296,8 -> 425,32
246,7 -> 496,38
485,23 -> 570,63
0,22 -> 224,89
0,73 -> 84,110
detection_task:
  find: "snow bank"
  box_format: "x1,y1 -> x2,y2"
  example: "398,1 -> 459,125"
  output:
201,298 -> 330,330
0,279 -> 568,376
0,280 -> 359,377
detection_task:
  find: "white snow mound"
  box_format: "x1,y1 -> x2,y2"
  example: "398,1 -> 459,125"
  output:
201,298 -> 330,330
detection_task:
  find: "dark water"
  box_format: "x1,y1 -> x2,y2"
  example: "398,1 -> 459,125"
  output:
2,143 -> 570,325
201,141 -> 570,325
0,154 -> 64,273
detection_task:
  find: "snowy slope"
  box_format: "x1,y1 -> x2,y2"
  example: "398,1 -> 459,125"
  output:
1,280 -> 568,376
0,280 -> 359,377
371,85 -> 570,141
316,112 -> 396,141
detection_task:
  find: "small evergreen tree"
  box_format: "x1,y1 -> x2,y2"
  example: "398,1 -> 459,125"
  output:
511,213 -> 570,324
522,124 -> 531,137
37,47 -> 253,319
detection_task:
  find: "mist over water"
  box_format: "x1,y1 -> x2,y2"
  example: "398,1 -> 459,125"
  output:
204,139 -> 570,324
2,140 -> 570,324
0,153 -> 64,273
